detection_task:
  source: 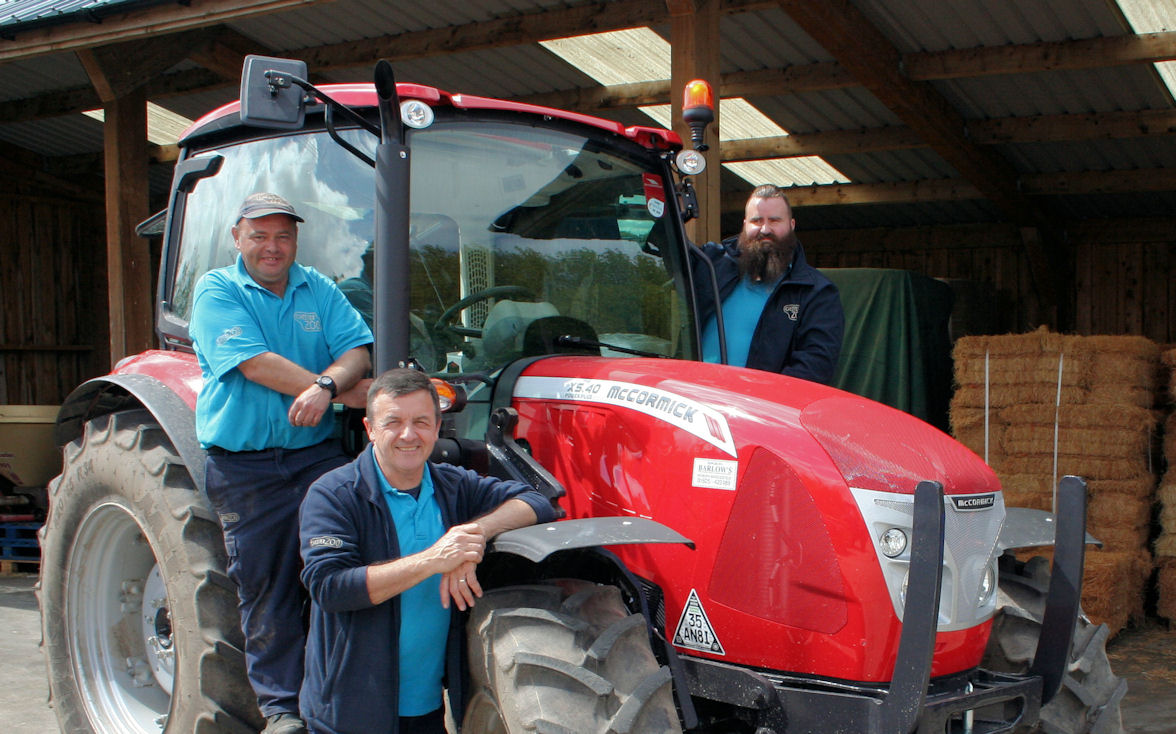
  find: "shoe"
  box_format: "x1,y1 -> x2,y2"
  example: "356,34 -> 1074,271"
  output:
262,712 -> 308,734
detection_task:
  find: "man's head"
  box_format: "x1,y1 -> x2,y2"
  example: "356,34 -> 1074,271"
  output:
738,184 -> 798,282
363,369 -> 441,487
232,193 -> 304,293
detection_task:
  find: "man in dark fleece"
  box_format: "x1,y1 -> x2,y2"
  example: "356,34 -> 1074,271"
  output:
298,368 -> 557,734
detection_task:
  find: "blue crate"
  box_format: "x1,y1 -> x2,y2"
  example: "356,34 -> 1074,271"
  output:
0,522 -> 41,563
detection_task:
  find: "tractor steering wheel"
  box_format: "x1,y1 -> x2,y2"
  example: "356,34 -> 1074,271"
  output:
434,285 -> 537,338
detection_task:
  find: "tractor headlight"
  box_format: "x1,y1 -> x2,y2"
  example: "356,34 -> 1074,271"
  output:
401,100 -> 435,129
879,527 -> 908,558
978,562 -> 997,607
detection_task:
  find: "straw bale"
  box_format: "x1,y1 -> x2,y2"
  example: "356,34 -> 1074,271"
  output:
953,328 -> 1065,361
1089,491 -> 1153,534
951,383 -> 1086,408
998,455 -> 1152,481
1087,477 -> 1157,500
1000,483 -> 1053,511
1159,479 -> 1176,509
1086,384 -> 1155,409
1158,557 -> 1176,622
1015,548 -> 1144,637
1091,525 -> 1151,552
1153,532 -> 1176,557
1075,334 -> 1160,362
948,403 -> 1002,458
1166,414 -> 1176,462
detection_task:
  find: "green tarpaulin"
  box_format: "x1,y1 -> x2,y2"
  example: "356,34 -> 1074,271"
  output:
822,269 -> 954,432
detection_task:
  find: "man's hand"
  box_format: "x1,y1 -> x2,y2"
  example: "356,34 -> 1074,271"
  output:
366,522 -> 486,606
288,382 -> 333,426
441,561 -> 483,611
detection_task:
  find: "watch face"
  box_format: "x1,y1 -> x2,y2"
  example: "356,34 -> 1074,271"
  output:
316,376 -> 336,396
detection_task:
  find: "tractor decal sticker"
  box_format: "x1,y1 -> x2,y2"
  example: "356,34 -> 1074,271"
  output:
692,458 -> 738,490
514,376 -> 737,456
673,589 -> 725,655
642,172 -> 665,218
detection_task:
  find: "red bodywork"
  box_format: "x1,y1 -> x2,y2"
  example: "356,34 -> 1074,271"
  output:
508,356 -> 1000,683
114,350 -> 202,410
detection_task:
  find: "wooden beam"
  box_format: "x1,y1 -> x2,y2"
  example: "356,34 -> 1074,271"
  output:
721,168 -> 1176,211
970,109 -> 1176,145
906,30 -> 1176,81
0,0 -> 325,62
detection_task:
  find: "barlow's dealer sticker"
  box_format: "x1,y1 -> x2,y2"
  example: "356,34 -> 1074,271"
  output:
514,376 -> 736,456
692,458 -> 738,490
673,589 -> 725,655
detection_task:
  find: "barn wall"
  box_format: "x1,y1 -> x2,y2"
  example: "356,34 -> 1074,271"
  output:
805,219 -> 1176,344
0,193 -> 108,405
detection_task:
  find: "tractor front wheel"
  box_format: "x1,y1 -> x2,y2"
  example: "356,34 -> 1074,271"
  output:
983,554 -> 1127,734
39,410 -> 261,734
464,580 -> 683,733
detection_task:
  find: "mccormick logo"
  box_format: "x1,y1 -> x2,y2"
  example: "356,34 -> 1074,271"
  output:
951,494 -> 996,511
513,376 -> 737,457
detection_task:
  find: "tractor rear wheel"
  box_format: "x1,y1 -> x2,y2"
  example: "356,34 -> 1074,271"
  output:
464,580 -> 683,733
39,410 -> 261,734
983,554 -> 1126,734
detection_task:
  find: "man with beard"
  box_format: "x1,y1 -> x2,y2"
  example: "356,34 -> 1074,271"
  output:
694,184 -> 843,384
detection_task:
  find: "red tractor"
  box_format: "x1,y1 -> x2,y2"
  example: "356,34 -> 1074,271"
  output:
39,56 -> 1122,733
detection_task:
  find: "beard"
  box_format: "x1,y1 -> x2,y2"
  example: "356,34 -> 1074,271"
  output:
738,228 -> 797,282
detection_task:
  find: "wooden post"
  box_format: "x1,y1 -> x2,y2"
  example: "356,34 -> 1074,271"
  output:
669,0 -> 721,246
79,47 -> 154,364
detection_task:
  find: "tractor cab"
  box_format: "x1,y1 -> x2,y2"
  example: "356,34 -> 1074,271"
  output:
160,69 -> 700,442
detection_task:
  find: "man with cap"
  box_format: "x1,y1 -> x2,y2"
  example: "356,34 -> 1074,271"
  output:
190,192 -> 373,734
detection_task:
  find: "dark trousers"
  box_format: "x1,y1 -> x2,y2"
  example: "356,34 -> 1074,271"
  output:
205,440 -> 349,716
400,709 -> 446,734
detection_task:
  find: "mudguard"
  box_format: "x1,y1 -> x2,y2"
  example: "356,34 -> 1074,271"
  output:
492,517 -> 694,563
54,373 -> 207,494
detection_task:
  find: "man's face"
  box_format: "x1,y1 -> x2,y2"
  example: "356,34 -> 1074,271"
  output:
232,213 -> 298,291
741,196 -> 795,255
364,389 -> 440,486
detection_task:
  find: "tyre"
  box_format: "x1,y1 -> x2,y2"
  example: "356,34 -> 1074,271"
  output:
982,555 -> 1127,734
38,410 -> 262,734
464,580 -> 684,734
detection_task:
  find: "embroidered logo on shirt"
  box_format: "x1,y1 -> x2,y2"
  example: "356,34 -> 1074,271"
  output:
216,326 -> 243,346
294,311 -> 323,332
309,536 -> 343,548
782,304 -> 800,321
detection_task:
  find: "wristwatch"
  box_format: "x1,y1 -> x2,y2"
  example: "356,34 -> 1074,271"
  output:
314,375 -> 338,398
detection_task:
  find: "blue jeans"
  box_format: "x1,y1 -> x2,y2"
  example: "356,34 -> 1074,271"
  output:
205,440 -> 349,716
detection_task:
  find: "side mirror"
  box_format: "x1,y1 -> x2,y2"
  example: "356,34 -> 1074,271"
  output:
240,55 -> 308,129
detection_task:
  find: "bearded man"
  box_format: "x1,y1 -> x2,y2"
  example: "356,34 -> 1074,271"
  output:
694,184 -> 844,384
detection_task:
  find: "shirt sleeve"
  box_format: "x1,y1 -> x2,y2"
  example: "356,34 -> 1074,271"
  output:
313,272 -> 374,359
190,272 -> 270,380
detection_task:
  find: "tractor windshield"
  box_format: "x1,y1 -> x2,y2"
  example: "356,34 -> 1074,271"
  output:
166,113 -> 697,385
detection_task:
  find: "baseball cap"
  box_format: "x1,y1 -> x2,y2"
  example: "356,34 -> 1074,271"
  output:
236,192 -> 305,223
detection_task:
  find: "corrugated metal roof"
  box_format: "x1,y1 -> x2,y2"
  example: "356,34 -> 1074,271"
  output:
0,0 -> 160,30
0,0 -> 1173,231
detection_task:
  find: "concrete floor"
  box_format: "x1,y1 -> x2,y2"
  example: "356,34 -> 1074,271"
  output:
2,571 -> 1174,733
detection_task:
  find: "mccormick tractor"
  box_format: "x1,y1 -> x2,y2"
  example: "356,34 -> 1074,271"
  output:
39,56 -> 1123,734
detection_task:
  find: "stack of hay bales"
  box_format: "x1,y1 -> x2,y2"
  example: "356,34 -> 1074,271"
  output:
1157,348 -> 1176,623
951,328 -> 1159,636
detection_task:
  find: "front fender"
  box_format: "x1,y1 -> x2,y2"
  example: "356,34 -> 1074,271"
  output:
491,517 -> 694,563
997,506 -> 1102,553
55,373 -> 206,494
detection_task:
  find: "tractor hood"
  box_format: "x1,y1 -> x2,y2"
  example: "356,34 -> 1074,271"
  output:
507,355 -> 1002,682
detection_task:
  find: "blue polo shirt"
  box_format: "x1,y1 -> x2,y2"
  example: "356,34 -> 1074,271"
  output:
702,276 -> 780,367
191,257 -> 372,451
374,458 -> 450,717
